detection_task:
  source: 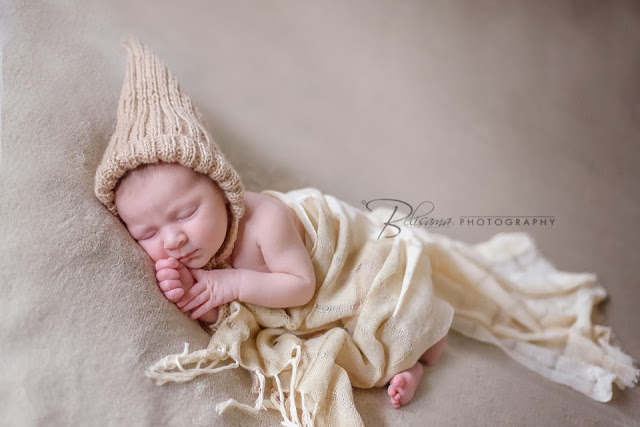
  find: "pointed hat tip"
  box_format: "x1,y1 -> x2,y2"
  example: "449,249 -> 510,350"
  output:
120,35 -> 147,55
120,34 -> 139,45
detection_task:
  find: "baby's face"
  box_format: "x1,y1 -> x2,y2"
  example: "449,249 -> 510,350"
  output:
114,163 -> 229,268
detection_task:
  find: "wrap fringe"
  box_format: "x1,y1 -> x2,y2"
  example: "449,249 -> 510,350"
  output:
145,343 -> 237,384
146,343 -> 318,427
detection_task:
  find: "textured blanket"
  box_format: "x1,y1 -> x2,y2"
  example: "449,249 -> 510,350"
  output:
146,188 -> 639,427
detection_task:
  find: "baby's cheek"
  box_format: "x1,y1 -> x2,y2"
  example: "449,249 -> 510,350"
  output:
188,221 -> 208,245
197,217 -> 225,245
139,240 -> 162,262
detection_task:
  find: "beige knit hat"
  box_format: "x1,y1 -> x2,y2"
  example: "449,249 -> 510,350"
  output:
95,37 -> 244,271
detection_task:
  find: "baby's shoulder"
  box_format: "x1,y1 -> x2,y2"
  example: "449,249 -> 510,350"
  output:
243,190 -> 289,213
242,191 -> 303,236
241,191 -> 294,226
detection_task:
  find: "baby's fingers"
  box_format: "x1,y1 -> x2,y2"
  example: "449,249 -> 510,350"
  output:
164,287 -> 184,302
156,268 -> 179,282
181,291 -> 210,315
155,258 -> 179,271
158,279 -> 182,293
176,281 -> 205,309
189,300 -> 216,320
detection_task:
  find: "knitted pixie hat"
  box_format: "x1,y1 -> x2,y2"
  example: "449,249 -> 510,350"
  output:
95,37 -> 244,270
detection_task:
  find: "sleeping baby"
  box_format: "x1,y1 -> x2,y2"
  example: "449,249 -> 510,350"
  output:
112,160 -> 448,409
94,38 -> 452,421
97,38 -> 638,427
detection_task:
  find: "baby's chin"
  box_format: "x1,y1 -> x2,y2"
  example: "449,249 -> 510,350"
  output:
180,254 -> 209,269
184,259 -> 207,269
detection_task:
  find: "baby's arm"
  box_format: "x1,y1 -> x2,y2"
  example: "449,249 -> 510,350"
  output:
177,200 -> 315,319
236,200 -> 316,308
235,200 -> 316,307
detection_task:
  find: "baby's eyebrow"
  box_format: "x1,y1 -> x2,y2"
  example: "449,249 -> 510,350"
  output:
169,201 -> 197,217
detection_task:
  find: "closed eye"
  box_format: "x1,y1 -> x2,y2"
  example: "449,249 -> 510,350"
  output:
177,207 -> 197,221
137,229 -> 157,241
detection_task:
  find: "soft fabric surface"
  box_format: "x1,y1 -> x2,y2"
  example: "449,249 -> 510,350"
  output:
145,188 -> 637,426
2,1 -> 640,426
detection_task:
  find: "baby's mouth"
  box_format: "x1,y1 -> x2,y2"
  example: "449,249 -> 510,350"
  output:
179,250 -> 197,262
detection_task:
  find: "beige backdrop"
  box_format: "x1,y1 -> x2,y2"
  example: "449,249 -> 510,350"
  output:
1,1 -> 638,426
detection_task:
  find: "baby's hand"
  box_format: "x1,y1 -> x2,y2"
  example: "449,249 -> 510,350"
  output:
176,269 -> 238,320
155,257 -> 195,303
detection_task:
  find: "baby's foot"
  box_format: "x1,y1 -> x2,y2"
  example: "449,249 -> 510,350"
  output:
387,362 -> 424,409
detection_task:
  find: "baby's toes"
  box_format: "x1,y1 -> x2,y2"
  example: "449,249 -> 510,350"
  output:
388,393 -> 401,408
387,385 -> 397,397
391,396 -> 401,408
390,374 -> 407,389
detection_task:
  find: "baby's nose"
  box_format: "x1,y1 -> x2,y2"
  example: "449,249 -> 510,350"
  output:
164,232 -> 187,249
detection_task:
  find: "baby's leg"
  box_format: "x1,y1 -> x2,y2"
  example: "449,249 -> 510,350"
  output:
387,334 -> 448,408
419,334 -> 447,366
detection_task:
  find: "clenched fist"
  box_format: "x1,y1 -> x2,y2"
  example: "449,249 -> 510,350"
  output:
155,257 -> 194,302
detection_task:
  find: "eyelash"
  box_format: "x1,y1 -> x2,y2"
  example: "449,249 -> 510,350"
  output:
138,230 -> 157,241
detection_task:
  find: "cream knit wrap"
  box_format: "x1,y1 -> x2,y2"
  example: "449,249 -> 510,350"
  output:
147,188 -> 638,427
